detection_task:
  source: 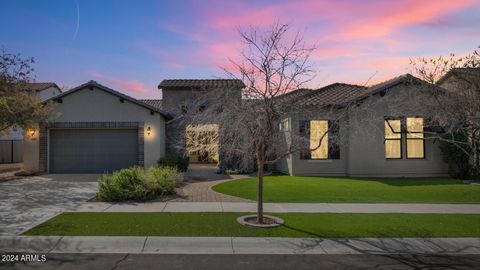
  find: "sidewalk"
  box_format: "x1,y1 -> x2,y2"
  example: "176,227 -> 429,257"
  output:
76,201 -> 480,214
1,236 -> 479,254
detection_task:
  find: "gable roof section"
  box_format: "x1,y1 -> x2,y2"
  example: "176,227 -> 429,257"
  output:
294,83 -> 367,106
158,79 -> 245,89
354,73 -> 431,102
21,82 -> 61,92
436,68 -> 480,85
50,80 -> 172,119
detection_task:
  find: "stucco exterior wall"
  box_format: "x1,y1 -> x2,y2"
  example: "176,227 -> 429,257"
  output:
287,110 -> 350,176
276,82 -> 449,177
347,83 -> 448,177
162,87 -> 242,160
23,86 -> 166,173
23,126 -> 39,173
37,87 -> 62,102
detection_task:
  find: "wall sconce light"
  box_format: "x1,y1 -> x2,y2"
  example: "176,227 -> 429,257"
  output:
146,126 -> 151,136
29,129 -> 36,137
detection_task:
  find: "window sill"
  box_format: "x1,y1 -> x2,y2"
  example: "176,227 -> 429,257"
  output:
305,159 -> 335,163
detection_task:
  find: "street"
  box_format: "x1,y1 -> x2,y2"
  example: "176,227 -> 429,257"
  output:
1,254 -> 480,270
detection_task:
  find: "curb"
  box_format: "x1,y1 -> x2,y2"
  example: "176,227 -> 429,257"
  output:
1,236 -> 479,255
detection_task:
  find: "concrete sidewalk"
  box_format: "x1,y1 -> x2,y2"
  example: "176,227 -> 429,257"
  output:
75,201 -> 480,214
1,236 -> 479,255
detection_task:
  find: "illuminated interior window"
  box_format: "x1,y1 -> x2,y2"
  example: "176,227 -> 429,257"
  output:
406,117 -> 424,158
279,118 -> 289,131
310,120 -> 328,159
385,119 -> 401,159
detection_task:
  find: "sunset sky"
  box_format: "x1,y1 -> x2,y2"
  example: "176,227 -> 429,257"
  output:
1,0 -> 479,99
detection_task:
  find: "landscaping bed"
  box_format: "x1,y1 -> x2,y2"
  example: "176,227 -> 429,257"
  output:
212,175 -> 480,203
97,166 -> 183,202
23,212 -> 480,237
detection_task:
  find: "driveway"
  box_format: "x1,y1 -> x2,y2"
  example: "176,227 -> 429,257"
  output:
0,174 -> 98,235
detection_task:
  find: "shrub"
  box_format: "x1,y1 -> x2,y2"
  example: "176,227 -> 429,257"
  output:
439,130 -> 473,179
97,166 -> 182,202
159,154 -> 189,172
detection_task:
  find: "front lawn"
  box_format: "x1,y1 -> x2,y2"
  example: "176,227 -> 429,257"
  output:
24,212 -> 480,237
212,175 -> 480,203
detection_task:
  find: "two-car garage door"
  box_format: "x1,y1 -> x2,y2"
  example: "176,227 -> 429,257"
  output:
49,129 -> 138,173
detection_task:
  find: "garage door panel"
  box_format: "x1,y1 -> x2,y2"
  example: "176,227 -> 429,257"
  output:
50,129 -> 138,173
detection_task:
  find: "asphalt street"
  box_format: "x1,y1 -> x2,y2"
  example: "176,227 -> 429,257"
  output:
1,254 -> 480,270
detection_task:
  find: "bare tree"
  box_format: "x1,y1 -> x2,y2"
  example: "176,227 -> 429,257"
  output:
182,23 -> 318,223
409,46 -> 480,176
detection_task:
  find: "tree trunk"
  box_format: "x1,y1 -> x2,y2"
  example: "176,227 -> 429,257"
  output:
256,149 -> 264,224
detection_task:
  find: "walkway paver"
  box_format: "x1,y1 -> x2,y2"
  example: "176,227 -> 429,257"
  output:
1,236 -> 479,255
173,179 -> 251,202
172,163 -> 251,202
74,201 -> 480,214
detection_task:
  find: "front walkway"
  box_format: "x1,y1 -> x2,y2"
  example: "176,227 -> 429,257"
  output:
75,201 -> 480,213
2,236 -> 479,255
173,163 -> 251,202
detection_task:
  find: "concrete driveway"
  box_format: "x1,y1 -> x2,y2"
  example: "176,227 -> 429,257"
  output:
0,174 -> 98,235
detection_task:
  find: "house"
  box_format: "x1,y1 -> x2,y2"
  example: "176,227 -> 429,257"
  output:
23,71 -> 477,177
276,75 -> 449,177
23,80 -> 171,173
0,82 -> 61,171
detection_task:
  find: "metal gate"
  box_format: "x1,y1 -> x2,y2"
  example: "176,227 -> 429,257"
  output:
0,140 -> 23,164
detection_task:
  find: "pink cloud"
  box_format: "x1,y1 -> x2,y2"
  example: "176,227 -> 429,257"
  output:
88,70 -> 147,93
141,0 -> 479,87
336,0 -> 476,40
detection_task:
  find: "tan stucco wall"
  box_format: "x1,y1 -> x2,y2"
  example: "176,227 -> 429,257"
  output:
37,87 -> 62,102
277,83 -> 449,177
346,83 -> 448,177
288,110 -> 350,176
23,86 -> 166,173
23,126 -> 39,173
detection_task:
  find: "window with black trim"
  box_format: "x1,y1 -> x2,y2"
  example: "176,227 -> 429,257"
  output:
385,119 -> 402,159
406,117 -> 424,159
299,120 -> 340,160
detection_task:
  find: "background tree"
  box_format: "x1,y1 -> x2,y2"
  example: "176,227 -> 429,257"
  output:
0,49 -> 54,135
409,46 -> 480,178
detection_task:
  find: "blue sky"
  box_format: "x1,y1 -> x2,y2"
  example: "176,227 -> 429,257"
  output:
1,0 -> 479,99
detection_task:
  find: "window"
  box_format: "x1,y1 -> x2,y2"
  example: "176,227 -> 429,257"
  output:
385,119 -> 402,159
384,117 -> 425,159
299,120 -> 340,160
406,117 -> 424,158
279,118 -> 290,131
311,120 -> 329,159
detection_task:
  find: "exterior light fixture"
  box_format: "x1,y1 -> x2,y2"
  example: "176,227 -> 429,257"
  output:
30,129 -> 36,137
147,126 -> 151,136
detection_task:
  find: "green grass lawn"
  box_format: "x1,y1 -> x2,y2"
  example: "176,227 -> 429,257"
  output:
212,175 -> 480,203
23,212 -> 480,237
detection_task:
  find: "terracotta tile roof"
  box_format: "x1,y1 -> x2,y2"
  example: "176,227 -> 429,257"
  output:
140,99 -> 163,110
158,79 -> 245,89
275,88 -> 313,103
295,83 -> 367,106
